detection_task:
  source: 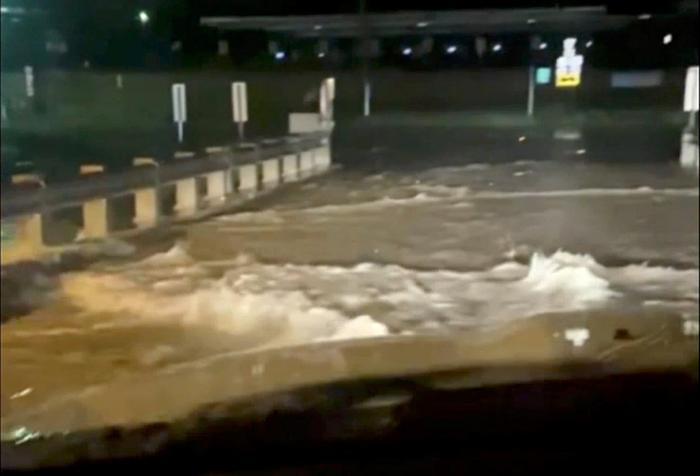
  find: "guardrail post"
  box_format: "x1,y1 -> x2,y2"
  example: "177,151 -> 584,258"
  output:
262,158 -> 281,189
2,213 -> 45,262
79,164 -> 110,239
238,163 -> 258,197
282,153 -> 299,182
299,148 -> 315,179
132,158 -> 161,229
313,138 -> 332,172
174,177 -> 199,217
205,170 -> 228,205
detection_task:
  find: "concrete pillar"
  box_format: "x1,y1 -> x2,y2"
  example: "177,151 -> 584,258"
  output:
0,214 -> 44,263
133,188 -> 161,229
680,131 -> 699,172
82,198 -> 110,239
313,145 -> 331,171
238,164 -> 258,196
282,154 -> 299,182
174,178 -> 199,217
299,150 -> 315,178
262,158 -> 281,188
205,171 -> 228,205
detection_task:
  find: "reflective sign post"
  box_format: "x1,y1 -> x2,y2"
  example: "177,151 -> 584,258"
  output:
172,83 -> 187,143
232,82 -> 248,141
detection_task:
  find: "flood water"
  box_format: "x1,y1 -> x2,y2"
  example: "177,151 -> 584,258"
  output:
1,153 -> 698,436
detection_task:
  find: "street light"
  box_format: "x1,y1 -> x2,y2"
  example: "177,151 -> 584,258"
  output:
663,34 -> 673,45
138,10 -> 150,26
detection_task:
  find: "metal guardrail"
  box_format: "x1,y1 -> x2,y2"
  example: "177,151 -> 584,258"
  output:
0,132 -> 327,219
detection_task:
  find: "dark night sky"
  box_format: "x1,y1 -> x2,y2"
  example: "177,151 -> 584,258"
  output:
1,0 -> 690,16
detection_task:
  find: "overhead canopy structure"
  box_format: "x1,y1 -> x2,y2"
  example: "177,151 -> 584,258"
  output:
201,7 -> 640,38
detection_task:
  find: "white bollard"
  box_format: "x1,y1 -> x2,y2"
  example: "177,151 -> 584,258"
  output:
262,158 -> 281,188
174,178 -> 199,217
82,198 -> 110,239
282,154 -> 299,182
238,164 -> 258,196
205,171 -> 228,205
133,188 -> 161,229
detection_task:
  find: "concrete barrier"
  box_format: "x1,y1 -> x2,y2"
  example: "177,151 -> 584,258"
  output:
1,214 -> 44,263
133,188 -> 160,229
82,198 -> 110,239
680,132 -> 699,173
205,170 -> 228,205
262,158 -> 281,188
80,164 -> 105,175
299,150 -> 315,178
1,131 -> 330,264
238,164 -> 258,196
282,154 -> 299,182
313,144 -> 331,171
174,178 -> 200,217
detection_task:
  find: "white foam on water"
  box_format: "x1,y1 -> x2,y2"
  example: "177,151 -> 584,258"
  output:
296,192 -> 437,214
323,315 -> 390,342
469,188 -> 699,200
138,241 -> 193,267
215,210 -> 285,225
57,248 -> 698,352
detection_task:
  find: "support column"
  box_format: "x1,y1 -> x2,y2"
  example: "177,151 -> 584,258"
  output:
299,150 -> 315,178
82,198 -> 110,239
262,158 -> 281,188
0,214 -> 44,263
133,188 -> 161,229
205,171 -> 228,206
238,164 -> 258,196
174,178 -> 199,217
680,131 -> 699,172
282,154 -> 299,182
313,144 -> 331,171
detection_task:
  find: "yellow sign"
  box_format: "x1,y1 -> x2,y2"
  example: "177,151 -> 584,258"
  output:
556,73 -> 581,88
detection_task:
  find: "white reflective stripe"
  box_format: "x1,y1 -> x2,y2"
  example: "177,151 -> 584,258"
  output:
172,84 -> 187,123
684,66 -> 699,112
24,66 -> 34,98
232,82 -> 248,123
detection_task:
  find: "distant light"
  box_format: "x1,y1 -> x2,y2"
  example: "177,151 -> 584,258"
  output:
314,25 -> 323,31
586,40 -> 594,48
274,51 -> 286,60
539,42 -> 548,50
0,6 -> 9,14
446,45 -> 458,54
663,33 -> 673,45
638,13 -> 652,20
402,47 -> 413,56
318,52 -> 326,58
492,43 -> 503,52
138,10 -> 150,25
527,18 -> 537,25
518,136 -> 527,142
576,149 -> 587,155
416,21 -> 429,28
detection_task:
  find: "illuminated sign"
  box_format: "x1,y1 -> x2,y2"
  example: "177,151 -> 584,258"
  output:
536,67 -> 552,85
555,38 -> 584,88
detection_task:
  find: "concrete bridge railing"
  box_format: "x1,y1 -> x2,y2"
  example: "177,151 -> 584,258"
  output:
0,129 -> 333,264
